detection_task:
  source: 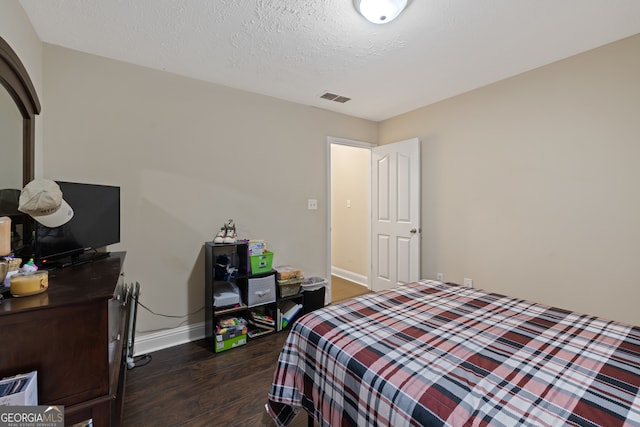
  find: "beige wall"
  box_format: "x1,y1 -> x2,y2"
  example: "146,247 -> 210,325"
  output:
42,44 -> 377,336
4,0 -> 639,342
330,144 -> 370,279
379,34 -> 640,326
0,1 -> 42,97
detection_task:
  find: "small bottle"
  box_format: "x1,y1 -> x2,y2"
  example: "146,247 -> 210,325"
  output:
0,216 -> 11,256
21,258 -> 38,274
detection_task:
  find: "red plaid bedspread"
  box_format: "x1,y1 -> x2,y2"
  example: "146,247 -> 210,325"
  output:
267,280 -> 640,426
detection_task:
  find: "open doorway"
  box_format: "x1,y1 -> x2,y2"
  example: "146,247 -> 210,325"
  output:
327,137 -> 374,303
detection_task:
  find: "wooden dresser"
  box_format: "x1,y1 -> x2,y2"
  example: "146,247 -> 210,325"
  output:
0,252 -> 128,426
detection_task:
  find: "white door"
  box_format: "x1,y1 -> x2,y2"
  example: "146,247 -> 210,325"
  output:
371,138 -> 421,291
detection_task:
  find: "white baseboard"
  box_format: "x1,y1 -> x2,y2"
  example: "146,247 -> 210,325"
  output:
134,269 -> 368,355
331,266 -> 369,288
133,321 -> 205,356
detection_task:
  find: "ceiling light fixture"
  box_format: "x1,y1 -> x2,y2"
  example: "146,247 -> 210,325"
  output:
353,0 -> 408,24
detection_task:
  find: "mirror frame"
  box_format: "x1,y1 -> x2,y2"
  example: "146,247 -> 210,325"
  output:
1,36 -> 41,254
0,36 -> 41,186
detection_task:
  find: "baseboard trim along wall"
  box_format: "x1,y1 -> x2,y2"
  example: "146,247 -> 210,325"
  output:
134,268 -> 367,355
134,322 -> 205,356
331,266 -> 368,288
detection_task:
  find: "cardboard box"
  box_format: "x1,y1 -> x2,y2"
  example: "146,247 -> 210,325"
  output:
248,240 -> 267,256
274,265 -> 303,281
0,371 -> 38,406
215,327 -> 247,353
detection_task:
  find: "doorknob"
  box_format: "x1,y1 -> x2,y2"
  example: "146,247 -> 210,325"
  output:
410,228 -> 419,234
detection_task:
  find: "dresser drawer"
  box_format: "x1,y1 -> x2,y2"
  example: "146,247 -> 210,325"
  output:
247,274 -> 276,307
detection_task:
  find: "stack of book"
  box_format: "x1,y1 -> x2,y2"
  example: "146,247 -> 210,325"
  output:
248,311 -> 275,338
279,300 -> 303,329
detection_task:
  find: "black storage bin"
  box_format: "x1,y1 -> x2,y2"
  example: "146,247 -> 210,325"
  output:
303,287 -> 325,314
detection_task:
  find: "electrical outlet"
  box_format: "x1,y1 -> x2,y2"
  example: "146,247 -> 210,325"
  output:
307,199 -> 318,210
464,278 -> 473,288
436,273 -> 444,281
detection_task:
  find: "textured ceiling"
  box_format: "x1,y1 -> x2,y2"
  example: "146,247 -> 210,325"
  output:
19,0 -> 640,121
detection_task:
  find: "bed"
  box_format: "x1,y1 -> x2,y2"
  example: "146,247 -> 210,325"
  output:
267,280 -> 640,426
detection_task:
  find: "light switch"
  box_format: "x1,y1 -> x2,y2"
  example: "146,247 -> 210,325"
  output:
308,199 -> 318,210
347,199 -> 351,208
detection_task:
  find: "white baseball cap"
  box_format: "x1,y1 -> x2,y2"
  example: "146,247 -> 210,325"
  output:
18,179 -> 74,228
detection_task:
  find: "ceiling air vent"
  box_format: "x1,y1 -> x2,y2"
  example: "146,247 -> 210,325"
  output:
320,92 -> 351,103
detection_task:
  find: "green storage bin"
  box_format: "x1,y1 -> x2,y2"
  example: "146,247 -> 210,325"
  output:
215,329 -> 247,353
250,251 -> 273,274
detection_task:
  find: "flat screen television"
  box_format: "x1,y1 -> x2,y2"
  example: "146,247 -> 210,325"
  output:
34,181 -> 120,268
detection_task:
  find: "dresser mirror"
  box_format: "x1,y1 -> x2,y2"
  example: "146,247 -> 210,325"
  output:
0,36 -> 41,255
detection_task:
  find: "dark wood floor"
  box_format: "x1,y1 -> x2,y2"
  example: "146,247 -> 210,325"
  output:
123,332 -> 307,427
123,278 -> 368,426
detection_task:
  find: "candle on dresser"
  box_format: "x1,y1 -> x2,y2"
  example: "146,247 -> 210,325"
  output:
0,216 -> 10,256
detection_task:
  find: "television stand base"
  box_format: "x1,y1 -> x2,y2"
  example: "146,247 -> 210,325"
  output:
63,251 -> 111,268
40,251 -> 111,270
